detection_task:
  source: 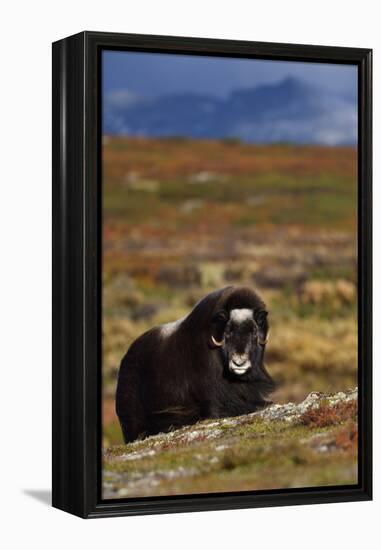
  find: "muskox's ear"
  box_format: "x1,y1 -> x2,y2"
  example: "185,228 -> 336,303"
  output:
254,309 -> 268,328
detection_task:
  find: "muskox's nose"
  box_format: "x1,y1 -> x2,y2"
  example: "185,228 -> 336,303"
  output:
232,355 -> 247,367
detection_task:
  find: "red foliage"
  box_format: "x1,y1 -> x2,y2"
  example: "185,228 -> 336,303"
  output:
299,400 -> 357,428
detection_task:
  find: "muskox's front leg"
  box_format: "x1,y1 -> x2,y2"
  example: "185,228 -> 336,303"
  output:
203,397 -> 225,420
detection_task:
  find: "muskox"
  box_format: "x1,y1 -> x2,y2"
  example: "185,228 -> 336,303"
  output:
116,286 -> 275,443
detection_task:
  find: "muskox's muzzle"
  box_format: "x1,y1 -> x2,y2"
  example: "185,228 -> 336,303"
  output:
229,352 -> 252,375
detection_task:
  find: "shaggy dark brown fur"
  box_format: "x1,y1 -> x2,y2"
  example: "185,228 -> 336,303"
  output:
116,286 -> 275,442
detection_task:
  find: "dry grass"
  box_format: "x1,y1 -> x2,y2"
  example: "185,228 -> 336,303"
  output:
104,137 -> 357,180
335,421 -> 358,452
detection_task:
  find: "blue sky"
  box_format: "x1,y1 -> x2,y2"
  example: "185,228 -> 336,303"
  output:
103,50 -> 357,99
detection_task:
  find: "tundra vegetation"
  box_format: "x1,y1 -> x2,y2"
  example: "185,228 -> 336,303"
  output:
102,137 -> 357,496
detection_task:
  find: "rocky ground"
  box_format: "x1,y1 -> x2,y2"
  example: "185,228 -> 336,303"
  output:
103,388 -> 358,499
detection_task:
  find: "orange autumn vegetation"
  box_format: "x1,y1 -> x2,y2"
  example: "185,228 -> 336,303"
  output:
103,137 -> 357,181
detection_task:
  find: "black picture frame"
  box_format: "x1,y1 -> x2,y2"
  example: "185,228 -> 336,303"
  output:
52,31 -> 372,519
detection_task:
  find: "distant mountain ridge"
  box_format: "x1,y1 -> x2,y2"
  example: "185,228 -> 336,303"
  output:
103,77 -> 357,145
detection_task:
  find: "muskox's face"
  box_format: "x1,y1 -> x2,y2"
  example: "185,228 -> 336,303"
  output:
211,308 -> 268,376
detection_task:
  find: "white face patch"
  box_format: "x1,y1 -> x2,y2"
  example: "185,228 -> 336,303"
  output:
228,308 -> 254,375
229,308 -> 253,324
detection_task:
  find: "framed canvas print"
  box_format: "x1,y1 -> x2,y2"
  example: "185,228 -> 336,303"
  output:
52,31 -> 372,518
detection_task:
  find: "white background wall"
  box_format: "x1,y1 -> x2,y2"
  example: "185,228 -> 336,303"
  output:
0,1 -> 378,547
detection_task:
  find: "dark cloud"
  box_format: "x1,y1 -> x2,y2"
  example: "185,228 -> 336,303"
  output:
103,50 -> 357,99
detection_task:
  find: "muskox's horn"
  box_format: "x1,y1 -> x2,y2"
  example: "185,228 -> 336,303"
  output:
258,329 -> 270,346
211,335 -> 224,347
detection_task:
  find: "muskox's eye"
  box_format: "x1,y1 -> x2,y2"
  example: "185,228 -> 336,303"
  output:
212,310 -> 228,324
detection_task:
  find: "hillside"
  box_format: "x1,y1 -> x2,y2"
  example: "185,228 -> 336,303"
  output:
103,388 -> 358,498
102,137 -> 358,480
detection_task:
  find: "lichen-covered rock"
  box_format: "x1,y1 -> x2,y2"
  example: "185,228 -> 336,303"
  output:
255,387 -> 358,423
